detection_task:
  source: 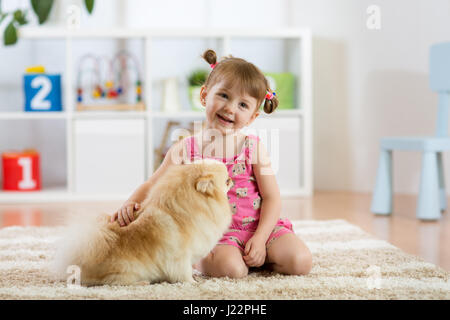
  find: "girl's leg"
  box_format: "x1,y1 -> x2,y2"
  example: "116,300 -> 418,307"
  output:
196,244 -> 248,279
265,233 -> 312,276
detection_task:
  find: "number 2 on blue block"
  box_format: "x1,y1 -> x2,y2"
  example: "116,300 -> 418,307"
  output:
24,74 -> 62,112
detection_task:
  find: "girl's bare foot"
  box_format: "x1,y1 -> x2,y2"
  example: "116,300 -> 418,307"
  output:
192,261 -> 204,275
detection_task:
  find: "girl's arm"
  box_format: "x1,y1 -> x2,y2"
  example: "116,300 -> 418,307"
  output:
112,139 -> 187,225
252,140 -> 282,242
243,139 -> 281,266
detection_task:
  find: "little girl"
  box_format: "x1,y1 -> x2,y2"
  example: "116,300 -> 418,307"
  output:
111,49 -> 312,278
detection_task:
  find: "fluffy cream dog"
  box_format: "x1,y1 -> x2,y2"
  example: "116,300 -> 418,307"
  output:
53,159 -> 233,286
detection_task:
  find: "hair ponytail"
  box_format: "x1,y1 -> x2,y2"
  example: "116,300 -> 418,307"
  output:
263,91 -> 279,114
202,49 -> 217,66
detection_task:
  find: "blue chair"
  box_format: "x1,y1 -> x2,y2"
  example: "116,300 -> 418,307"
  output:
371,42 -> 450,220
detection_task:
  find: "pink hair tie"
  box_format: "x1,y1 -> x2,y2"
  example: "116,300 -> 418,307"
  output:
210,63 -> 217,69
265,91 -> 276,100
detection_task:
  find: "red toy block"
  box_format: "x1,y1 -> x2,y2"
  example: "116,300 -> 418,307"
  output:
2,150 -> 41,191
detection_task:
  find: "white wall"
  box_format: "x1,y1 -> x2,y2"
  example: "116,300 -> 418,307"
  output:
288,0 -> 450,194
1,0 -> 449,194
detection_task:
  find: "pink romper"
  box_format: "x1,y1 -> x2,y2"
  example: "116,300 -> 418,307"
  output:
185,134 -> 294,252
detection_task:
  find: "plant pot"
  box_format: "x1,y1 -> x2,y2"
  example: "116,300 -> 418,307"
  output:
189,86 -> 203,111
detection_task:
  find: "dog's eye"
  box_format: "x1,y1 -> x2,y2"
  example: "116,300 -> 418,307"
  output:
226,178 -> 232,186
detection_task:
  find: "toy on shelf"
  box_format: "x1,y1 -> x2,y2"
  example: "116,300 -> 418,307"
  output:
162,78 -> 182,113
153,121 -> 202,171
154,121 -> 180,171
2,149 -> 41,192
76,50 -> 145,112
24,65 -> 62,112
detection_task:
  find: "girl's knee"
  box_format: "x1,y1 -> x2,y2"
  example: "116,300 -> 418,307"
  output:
208,252 -> 248,279
226,262 -> 249,279
218,258 -> 248,279
290,249 -> 312,276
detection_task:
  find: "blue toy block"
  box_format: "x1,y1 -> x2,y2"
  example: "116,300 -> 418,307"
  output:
24,74 -> 62,112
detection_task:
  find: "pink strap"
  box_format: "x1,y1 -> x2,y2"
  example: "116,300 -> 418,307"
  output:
186,136 -> 201,161
245,135 -> 260,164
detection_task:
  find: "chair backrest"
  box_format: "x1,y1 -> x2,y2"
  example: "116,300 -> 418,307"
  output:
430,43 -> 450,137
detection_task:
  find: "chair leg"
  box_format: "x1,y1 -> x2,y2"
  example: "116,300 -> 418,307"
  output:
371,149 -> 392,215
417,152 -> 441,220
437,152 -> 447,212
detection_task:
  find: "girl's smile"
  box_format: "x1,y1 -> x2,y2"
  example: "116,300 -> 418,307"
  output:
216,113 -> 234,126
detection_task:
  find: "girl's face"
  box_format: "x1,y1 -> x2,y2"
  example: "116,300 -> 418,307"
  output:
200,81 -> 260,135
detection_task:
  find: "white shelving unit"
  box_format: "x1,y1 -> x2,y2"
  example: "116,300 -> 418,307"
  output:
0,27 -> 312,203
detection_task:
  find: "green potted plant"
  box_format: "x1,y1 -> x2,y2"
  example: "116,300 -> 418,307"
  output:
0,0 -> 95,46
188,69 -> 208,111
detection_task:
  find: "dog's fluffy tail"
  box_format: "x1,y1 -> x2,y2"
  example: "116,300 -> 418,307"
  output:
50,211 -> 118,282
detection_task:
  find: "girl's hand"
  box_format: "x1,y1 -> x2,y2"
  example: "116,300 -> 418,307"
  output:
243,234 -> 266,267
110,201 -> 140,227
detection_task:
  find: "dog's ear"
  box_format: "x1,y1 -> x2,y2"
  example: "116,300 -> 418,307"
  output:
196,174 -> 215,196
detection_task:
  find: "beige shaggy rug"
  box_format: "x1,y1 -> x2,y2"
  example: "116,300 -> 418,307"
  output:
0,219 -> 448,300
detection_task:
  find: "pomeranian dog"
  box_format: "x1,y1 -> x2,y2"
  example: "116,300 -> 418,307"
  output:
52,159 -> 233,286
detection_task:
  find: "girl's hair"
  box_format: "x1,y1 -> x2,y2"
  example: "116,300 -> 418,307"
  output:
202,49 -> 279,114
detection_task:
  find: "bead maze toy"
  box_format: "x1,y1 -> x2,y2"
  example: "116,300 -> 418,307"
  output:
76,50 -> 145,112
